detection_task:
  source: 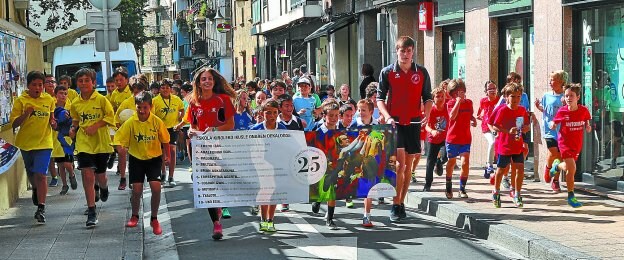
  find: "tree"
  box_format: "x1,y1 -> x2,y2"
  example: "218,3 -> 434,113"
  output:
31,0 -> 148,51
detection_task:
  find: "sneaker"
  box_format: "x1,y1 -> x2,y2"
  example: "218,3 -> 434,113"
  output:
188,167 -> 193,172
509,189 -> 516,199
513,196 -> 524,208
311,202 -> 321,214
411,175 -> 417,183
445,181 -> 453,199
551,180 -> 561,192
620,175 -> 624,181
60,185 -> 69,195
281,204 -> 289,212
151,219 -> 163,235
34,208 -> 46,224
69,175 -> 78,190
389,204 -> 400,222
492,192 -> 501,208
484,165 -> 493,179
567,196 -> 583,208
100,188 -> 109,202
346,199 -> 354,208
265,221 -> 277,232
118,178 -> 127,190
489,175 -> 495,185
94,186 -> 100,202
126,216 -> 139,227
399,204 -> 407,219
611,160 -> 617,169
160,174 -> 166,184
49,177 -> 58,187
458,190 -> 468,198
31,189 -> 38,206
502,177 -> 511,189
362,216 -> 374,227
422,185 -> 431,192
212,222 -> 223,240
550,159 -> 561,178
435,162 -> 444,176
326,219 -> 338,230
543,167 -> 552,184
107,152 -> 116,169
168,178 -> 177,187
222,208 -> 231,219
250,206 -> 259,216
86,211 -> 98,227
378,197 -> 385,204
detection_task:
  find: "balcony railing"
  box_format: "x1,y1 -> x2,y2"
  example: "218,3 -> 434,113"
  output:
145,25 -> 166,38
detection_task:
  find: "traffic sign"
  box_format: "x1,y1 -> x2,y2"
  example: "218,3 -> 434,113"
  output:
95,29 -> 119,52
88,0 -> 121,10
86,11 -> 121,30
216,22 -> 231,33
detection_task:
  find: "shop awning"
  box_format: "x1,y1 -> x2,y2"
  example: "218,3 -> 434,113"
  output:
304,16 -> 356,42
0,19 -> 39,39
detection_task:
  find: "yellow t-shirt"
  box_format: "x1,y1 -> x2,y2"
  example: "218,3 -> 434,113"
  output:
113,113 -> 170,160
52,99 -> 73,158
9,92 -> 55,151
115,95 -> 155,124
109,85 -> 132,112
70,91 -> 115,154
152,95 -> 185,128
68,88 -> 79,103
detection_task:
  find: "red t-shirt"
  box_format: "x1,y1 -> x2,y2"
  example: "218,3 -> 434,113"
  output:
553,105 -> 591,154
492,105 -> 529,155
446,98 -> 473,145
427,105 -> 449,144
488,105 -> 504,154
185,94 -> 235,131
479,97 -> 498,133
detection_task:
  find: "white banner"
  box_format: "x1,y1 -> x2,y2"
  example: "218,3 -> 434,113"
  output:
191,130 -> 326,208
0,138 -> 20,175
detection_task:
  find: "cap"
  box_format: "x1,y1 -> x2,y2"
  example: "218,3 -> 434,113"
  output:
297,77 -> 311,85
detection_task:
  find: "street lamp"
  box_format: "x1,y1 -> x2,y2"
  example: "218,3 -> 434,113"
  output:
194,23 -> 202,35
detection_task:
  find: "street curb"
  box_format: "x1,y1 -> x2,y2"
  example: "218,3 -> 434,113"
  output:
142,185 -> 180,260
406,191 -> 599,260
123,191 -> 144,260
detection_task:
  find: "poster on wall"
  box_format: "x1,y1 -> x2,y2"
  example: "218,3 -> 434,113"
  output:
0,30 -> 27,126
0,138 -> 20,175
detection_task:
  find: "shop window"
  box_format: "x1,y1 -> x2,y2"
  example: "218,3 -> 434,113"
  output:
442,29 -> 466,80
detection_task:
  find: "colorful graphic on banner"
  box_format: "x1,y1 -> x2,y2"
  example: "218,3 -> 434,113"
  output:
191,130 -> 316,208
0,30 -> 27,126
0,138 -> 20,175
306,125 -> 397,202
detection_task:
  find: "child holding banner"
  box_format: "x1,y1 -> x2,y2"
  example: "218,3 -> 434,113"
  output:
186,67 -> 235,240
114,92 -> 170,235
250,100 -> 287,233
276,94 -> 305,212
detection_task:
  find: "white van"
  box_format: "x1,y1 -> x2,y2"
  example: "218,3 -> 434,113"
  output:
52,42 -> 140,93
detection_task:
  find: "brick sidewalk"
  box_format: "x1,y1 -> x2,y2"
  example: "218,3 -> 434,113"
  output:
0,170 -> 142,260
409,166 -> 624,259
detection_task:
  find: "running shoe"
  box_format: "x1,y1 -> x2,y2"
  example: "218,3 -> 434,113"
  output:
60,185 -> 69,195
378,197 -> 385,204
492,192 -> 501,208
620,175 -> 624,181
31,189 -> 38,206
362,216 -> 374,228
311,202 -> 321,214
445,181 -> 453,199
107,152 -> 116,169
435,162 -> 444,176
422,185 -> 431,192
326,219 -> 338,230
100,187 -> 109,202
69,175 -> 78,190
265,221 -> 277,232
168,177 -> 177,187
458,190 -> 468,198
484,165 -> 493,179
389,204 -> 400,222
502,177 -> 511,190
611,160 -> 617,169
513,196 -> 524,208
34,208 -> 46,224
543,167 -> 552,184
509,189 -> 516,199
281,204 -> 289,212
346,199 -> 354,208
118,178 -> 127,190
551,180 -> 561,193
550,159 -> 561,178
49,177 -> 58,187
250,206 -> 259,215
151,219 -> 163,235
212,222 -> 223,240
222,208 -> 231,219
126,215 -> 139,227
489,175 -> 495,185
399,204 -> 407,219
86,210 -> 98,227
567,196 -> 583,208
259,221 -> 268,232
411,175 -> 417,183
160,174 -> 166,184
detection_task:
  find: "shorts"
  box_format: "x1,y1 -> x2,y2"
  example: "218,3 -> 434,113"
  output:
167,128 -> 178,145
545,138 -> 559,150
497,153 -> 524,168
54,154 -> 74,163
21,149 -> 52,175
561,149 -> 580,161
446,143 -> 471,158
128,154 -> 163,184
76,153 -> 109,174
396,123 -> 422,154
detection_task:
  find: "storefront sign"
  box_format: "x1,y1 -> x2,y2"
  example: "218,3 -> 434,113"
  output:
419,2 -> 433,31
488,0 -> 532,17
435,0 -> 464,25
216,22 -> 231,33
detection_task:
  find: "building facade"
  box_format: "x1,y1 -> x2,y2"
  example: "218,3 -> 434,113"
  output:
232,0 -> 266,81
141,0 -> 175,82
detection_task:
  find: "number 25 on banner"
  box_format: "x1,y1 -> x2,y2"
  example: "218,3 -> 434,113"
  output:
293,147 -> 327,185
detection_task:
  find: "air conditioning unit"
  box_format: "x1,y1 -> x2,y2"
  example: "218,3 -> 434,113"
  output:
14,0 -> 30,10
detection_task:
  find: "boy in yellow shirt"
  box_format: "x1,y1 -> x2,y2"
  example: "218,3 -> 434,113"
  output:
69,68 -> 115,227
52,85 -> 78,195
109,68 -> 133,190
58,75 -> 79,102
10,71 -> 57,224
114,92 -> 170,235
152,79 -> 184,186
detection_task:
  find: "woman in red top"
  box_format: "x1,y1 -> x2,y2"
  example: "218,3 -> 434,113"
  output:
186,67 -> 235,240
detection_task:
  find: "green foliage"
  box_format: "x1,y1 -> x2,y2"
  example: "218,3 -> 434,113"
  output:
199,2 -> 207,17
31,0 -> 148,52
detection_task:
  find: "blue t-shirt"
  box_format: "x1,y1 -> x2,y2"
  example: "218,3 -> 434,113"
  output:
234,111 -> 254,130
293,96 -> 317,131
496,93 -> 530,111
541,93 -> 563,139
250,121 -> 287,130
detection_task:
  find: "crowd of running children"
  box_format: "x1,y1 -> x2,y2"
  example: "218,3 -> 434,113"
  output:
10,36 -> 590,241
